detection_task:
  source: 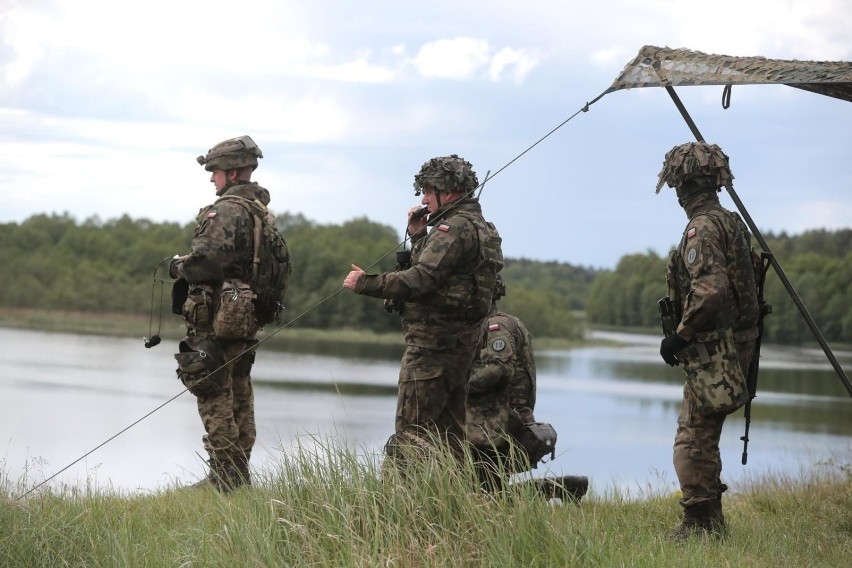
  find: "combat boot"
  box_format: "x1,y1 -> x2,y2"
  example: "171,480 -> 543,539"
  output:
672,500 -> 726,543
233,453 -> 252,488
711,485 -> 727,530
531,475 -> 589,503
187,458 -> 239,493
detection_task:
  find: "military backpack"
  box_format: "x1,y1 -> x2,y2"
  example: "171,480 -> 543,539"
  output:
220,196 -> 292,326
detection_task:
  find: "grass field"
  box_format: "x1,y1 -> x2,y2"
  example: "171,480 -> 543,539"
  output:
2,439 -> 850,567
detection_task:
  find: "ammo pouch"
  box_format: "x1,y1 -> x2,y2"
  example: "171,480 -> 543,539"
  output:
213,280 -> 258,340
515,421 -> 557,469
174,336 -> 227,397
182,284 -> 216,330
677,327 -> 749,416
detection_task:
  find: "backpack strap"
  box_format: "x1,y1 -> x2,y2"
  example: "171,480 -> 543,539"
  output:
215,195 -> 266,287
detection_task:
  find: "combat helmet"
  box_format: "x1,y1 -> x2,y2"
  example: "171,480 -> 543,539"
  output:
197,135 -> 263,172
492,274 -> 506,302
413,154 -> 479,195
655,141 -> 733,195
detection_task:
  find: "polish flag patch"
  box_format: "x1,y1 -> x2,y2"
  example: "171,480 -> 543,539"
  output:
488,323 -> 500,331
207,211 -> 218,219
437,223 -> 451,232
687,227 -> 697,239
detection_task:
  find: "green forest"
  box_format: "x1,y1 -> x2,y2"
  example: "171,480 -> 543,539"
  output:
0,213 -> 849,345
585,230 -> 852,344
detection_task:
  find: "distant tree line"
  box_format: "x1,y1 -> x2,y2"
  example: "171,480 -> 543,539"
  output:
2,214 -> 847,344
585,229 -> 852,345
0,213 -> 595,340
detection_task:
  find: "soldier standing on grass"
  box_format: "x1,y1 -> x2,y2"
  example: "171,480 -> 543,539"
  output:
170,135 -> 291,492
656,141 -> 760,541
343,154 -> 503,473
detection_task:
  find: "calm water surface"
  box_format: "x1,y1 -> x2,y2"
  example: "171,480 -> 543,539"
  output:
1,327 -> 849,498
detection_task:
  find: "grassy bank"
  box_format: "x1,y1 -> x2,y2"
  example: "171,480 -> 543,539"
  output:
0,307 -> 592,351
0,307 -> 406,348
2,440 -> 850,567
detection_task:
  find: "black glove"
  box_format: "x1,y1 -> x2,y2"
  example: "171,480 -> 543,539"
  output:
168,257 -> 181,279
660,334 -> 690,366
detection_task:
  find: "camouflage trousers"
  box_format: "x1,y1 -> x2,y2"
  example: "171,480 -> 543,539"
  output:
389,339 -> 480,461
673,338 -> 755,507
196,339 -> 257,464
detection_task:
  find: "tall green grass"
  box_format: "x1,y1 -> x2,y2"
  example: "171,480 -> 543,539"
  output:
2,440 -> 850,567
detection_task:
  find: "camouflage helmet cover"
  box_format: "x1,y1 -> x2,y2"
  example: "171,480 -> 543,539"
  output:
492,273 -> 506,301
655,141 -> 733,194
413,154 -> 479,195
197,135 -> 263,172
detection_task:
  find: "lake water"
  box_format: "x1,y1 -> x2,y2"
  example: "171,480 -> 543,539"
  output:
1,327 -> 850,499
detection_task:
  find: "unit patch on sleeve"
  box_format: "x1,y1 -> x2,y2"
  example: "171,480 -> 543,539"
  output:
491,338 -> 506,352
686,247 -> 697,264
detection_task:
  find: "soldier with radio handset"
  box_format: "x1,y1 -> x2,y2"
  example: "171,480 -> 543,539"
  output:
343,155 -> 503,474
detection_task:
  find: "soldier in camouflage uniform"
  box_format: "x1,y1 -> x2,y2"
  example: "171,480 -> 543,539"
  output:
466,275 -> 588,502
343,154 -> 503,469
656,141 -> 760,541
169,135 -> 271,492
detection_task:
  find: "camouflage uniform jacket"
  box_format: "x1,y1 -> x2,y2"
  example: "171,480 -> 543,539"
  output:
666,192 -> 760,341
355,199 -> 503,350
172,182 -> 271,286
467,305 -> 537,446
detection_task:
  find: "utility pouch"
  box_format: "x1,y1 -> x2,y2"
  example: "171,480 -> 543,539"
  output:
182,284 -> 215,330
174,336 -> 226,397
679,328 -> 749,415
213,280 -> 258,340
466,402 -> 511,450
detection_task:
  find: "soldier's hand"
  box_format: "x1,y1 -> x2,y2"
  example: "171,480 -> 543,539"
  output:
343,264 -> 366,291
168,255 -> 187,279
660,334 -> 690,366
407,206 -> 428,237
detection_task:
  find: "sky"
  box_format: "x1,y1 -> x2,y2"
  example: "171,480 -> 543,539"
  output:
1,0 -> 850,269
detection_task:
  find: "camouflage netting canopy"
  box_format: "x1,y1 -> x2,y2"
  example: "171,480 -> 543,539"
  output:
606,45 -> 852,103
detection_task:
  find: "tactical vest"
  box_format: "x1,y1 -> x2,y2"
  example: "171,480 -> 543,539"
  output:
216,195 -> 292,325
406,208 -> 503,323
670,205 -> 760,333
454,209 -> 504,321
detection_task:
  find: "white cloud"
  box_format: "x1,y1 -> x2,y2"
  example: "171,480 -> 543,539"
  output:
0,4 -> 51,86
488,47 -> 542,83
572,0 -> 852,77
411,37 -> 542,82
636,0 -> 852,60
292,59 -> 395,83
590,47 -> 632,68
412,37 -> 491,80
